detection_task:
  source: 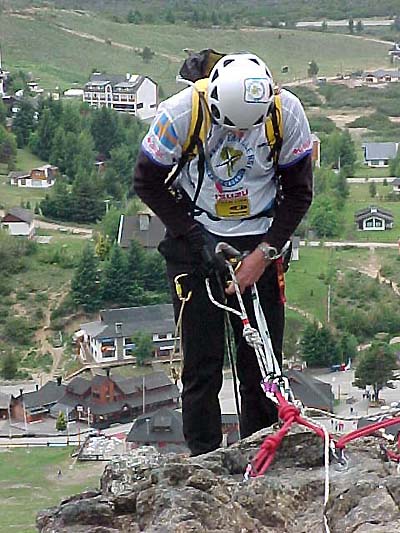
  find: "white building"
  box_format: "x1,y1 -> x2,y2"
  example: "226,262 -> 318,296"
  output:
77,305 -> 177,364
83,73 -> 158,120
1,207 -> 35,238
63,88 -> 84,98
362,142 -> 399,167
9,164 -> 58,188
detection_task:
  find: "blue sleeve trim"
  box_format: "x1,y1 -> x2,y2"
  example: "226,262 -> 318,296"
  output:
278,149 -> 312,169
141,146 -> 174,169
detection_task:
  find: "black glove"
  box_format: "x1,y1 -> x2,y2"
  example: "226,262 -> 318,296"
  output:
186,225 -> 227,277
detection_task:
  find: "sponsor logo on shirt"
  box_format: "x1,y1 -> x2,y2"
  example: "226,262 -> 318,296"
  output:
207,133 -> 255,189
292,139 -> 312,156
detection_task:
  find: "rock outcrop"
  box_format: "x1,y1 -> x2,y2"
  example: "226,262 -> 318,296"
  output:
37,427 -> 400,532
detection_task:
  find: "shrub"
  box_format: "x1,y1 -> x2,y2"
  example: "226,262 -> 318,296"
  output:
3,316 -> 34,345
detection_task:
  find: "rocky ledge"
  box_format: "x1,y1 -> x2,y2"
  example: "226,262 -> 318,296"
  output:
37,427 -> 400,532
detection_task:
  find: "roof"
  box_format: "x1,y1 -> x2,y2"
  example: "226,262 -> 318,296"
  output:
364,69 -> 400,79
117,214 -> 165,249
2,207 -> 33,224
8,171 -> 30,179
87,73 -> 146,92
19,381 -> 66,409
67,376 -> 91,396
287,370 -> 334,411
0,391 -> 11,409
362,142 -> 398,161
82,304 -> 175,340
126,407 -> 184,443
355,206 -> 394,221
392,178 -> 400,186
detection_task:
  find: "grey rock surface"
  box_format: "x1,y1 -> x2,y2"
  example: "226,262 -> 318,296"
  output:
37,427 -> 400,533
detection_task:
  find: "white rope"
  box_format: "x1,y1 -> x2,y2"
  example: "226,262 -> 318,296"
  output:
301,412 -> 331,533
251,284 -> 281,377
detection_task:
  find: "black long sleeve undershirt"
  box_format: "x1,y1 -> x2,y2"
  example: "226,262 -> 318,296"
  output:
264,154 -> 313,250
133,151 -> 195,238
133,150 -> 313,248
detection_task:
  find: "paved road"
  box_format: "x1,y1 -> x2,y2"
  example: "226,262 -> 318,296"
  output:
303,240 -> 399,249
296,19 -> 394,28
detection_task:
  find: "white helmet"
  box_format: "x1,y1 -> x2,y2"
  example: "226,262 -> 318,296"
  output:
208,53 -> 274,130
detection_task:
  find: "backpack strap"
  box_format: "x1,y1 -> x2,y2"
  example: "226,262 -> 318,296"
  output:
165,78 -> 210,189
265,90 -> 283,171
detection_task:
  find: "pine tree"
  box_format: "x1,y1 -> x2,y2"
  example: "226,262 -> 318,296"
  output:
95,233 -> 111,261
339,130 -> 356,173
126,239 -> 145,286
300,323 -> 340,367
307,60 -> 319,78
90,107 -> 124,158
12,100 -> 35,148
34,108 -> 57,160
40,179 -> 72,220
70,243 -> 101,312
63,131 -> 79,180
141,251 -> 169,295
70,171 -> 105,223
101,243 -> 130,304
1,352 -> 18,380
49,126 -> 66,170
56,411 -> 67,431
74,129 -> 96,177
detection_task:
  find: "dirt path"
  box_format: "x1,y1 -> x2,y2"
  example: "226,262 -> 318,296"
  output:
58,26 -> 182,63
287,304 -> 323,328
349,247 -> 400,297
34,284 -> 71,384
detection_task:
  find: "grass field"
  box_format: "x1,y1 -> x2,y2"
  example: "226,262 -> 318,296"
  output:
0,9 -> 390,95
0,447 -> 104,533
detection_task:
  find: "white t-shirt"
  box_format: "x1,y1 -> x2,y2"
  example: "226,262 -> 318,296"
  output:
142,86 -> 312,237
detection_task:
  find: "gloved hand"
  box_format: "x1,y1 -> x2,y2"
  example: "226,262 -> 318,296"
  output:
185,224 -> 227,277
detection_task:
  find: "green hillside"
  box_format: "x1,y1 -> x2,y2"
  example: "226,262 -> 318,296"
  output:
0,9 -> 392,95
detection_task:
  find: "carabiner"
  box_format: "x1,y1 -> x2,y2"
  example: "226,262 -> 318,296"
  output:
174,273 -> 192,302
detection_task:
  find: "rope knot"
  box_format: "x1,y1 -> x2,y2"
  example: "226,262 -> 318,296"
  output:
278,403 -> 300,423
260,433 -> 283,454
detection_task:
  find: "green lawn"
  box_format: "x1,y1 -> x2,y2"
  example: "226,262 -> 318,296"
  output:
0,10 -> 390,95
286,247 -> 335,323
0,447 -> 103,533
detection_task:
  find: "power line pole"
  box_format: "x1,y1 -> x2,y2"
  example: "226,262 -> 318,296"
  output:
327,284 -> 331,323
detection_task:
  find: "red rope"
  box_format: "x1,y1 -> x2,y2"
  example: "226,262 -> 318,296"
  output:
335,416 -> 400,449
250,392 -> 330,476
249,391 -> 400,477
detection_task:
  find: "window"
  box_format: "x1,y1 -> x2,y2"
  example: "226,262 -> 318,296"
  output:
92,391 -> 100,399
124,337 -> 136,357
375,218 -> 383,228
137,103 -> 144,109
150,103 -> 157,108
365,219 -> 374,228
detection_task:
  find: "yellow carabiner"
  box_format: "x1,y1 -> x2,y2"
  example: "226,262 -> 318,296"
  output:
174,273 -> 192,302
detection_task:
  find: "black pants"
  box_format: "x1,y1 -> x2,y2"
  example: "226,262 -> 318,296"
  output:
164,234 -> 284,456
